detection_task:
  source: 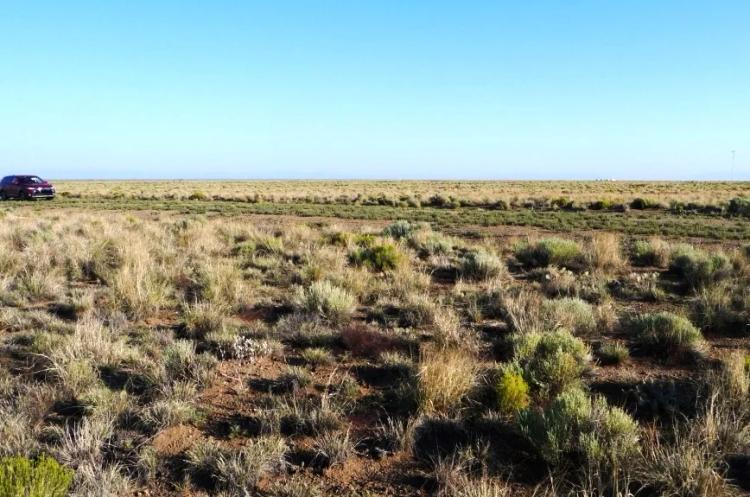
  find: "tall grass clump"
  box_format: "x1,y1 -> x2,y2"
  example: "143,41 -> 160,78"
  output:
692,282 -> 750,335
111,248 -> 171,320
181,301 -> 228,338
585,233 -> 625,273
669,244 -> 731,289
294,281 -> 356,325
417,348 -> 477,415
626,312 -> 705,359
514,238 -> 584,270
187,437 -> 287,494
630,238 -> 670,267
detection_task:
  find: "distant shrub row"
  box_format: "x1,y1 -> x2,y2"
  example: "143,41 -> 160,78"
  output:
67,190 -> 750,217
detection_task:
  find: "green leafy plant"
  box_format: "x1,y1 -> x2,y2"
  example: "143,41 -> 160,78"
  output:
349,243 -> 404,272
669,245 -> 731,289
496,365 -> 530,415
0,455 -> 74,497
512,329 -> 591,398
518,388 -> 639,468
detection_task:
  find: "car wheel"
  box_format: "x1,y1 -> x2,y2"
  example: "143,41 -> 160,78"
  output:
0,192 -> 6,201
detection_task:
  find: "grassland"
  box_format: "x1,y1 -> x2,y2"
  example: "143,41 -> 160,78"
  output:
1,181 -> 750,497
53,179 -> 750,207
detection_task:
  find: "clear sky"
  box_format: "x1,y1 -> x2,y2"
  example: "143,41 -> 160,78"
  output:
1,1 -> 747,180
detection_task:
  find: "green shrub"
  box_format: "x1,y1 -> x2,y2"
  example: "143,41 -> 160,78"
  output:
512,329 -> 591,398
630,197 -> 662,210
518,388 -> 639,467
294,281 -> 356,325
496,365 -> 530,415
459,249 -> 506,281
542,297 -> 596,335
627,312 -> 704,359
407,232 -> 454,257
326,231 -> 352,247
728,197 -> 750,217
382,220 -> 422,240
669,245 -> 731,289
0,455 -> 74,497
515,238 -> 583,269
349,243 -> 403,272
353,233 -> 376,247
188,191 -> 208,200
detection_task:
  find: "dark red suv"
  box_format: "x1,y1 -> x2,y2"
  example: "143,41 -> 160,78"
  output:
0,175 -> 56,200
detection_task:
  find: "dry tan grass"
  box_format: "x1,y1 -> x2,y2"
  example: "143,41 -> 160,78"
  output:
53,179 -> 750,206
417,347 -> 478,415
585,233 -> 625,273
0,206 -> 747,496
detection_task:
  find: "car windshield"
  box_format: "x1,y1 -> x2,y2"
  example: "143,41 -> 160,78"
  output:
20,177 -> 43,184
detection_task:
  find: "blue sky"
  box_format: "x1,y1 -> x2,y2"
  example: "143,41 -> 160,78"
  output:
0,1 -> 747,180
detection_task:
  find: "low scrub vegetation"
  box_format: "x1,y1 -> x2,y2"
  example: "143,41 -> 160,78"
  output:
0,455 -> 74,497
0,205 -> 747,496
514,237 -> 584,269
627,312 -> 705,359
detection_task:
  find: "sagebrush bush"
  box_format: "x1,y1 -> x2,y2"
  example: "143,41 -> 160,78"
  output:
294,281 -> 356,325
349,243 -> 404,272
408,231 -> 454,256
519,388 -> 639,468
627,312 -> 704,359
515,238 -> 584,269
512,329 -> 591,398
459,249 -> 506,281
0,455 -> 74,497
542,297 -> 596,335
669,245 -> 731,289
495,364 -> 530,415
382,220 -> 422,240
